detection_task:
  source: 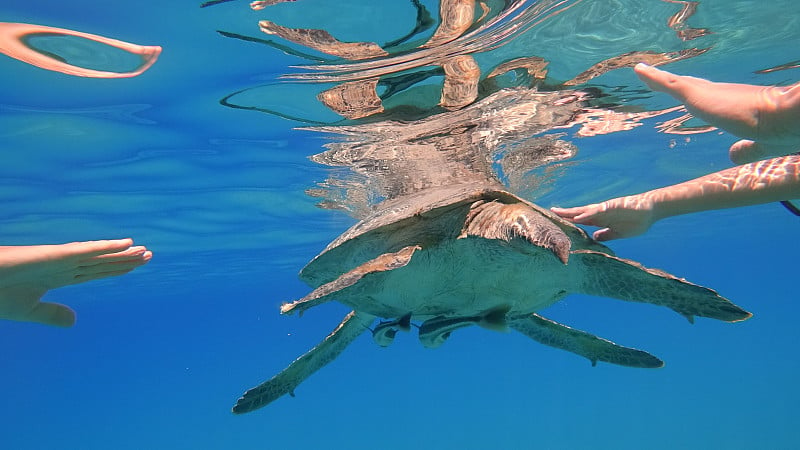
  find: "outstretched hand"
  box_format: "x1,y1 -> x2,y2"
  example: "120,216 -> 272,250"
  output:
551,196 -> 657,241
0,239 -> 152,327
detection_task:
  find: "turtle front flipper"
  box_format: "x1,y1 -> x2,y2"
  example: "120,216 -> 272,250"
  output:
459,200 -> 571,264
232,310 -> 376,414
508,313 -> 664,368
572,249 -> 752,323
281,245 -> 421,316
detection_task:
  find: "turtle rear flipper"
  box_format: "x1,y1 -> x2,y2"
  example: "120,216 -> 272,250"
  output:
573,249 -> 752,323
508,313 -> 664,368
282,245 -> 421,316
232,310 -> 376,414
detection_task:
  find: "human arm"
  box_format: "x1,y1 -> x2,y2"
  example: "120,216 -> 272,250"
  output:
551,155 -> 800,241
634,63 -> 800,163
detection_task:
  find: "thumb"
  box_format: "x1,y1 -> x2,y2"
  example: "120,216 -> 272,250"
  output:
592,228 -> 620,242
729,139 -> 797,164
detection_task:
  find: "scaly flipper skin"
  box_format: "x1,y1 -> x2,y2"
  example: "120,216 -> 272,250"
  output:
460,200 -> 571,264
508,313 -> 664,368
281,245 -> 421,316
232,310 -> 376,414
572,250 -> 752,323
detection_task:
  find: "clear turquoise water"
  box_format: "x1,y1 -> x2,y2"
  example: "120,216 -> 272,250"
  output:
2,1 -> 799,448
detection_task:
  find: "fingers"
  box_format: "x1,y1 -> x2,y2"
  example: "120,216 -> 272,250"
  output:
71,250 -> 152,285
78,244 -> 149,264
551,206 -> 602,226
634,63 -> 689,99
634,63 -> 720,111
25,302 -> 76,327
549,206 -> 583,220
68,238 -> 136,259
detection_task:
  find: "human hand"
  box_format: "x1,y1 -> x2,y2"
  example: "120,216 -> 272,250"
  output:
551,196 -> 657,241
0,239 -> 152,327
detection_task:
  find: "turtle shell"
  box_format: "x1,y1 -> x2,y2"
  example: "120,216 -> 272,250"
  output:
300,183 -> 612,287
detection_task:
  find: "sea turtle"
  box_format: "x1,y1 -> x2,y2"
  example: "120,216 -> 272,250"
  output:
232,182 -> 751,414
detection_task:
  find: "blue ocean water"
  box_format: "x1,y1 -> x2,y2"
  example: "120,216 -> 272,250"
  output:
1,0 -> 799,449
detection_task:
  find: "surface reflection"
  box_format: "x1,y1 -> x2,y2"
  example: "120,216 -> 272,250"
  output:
305,87 -> 586,215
